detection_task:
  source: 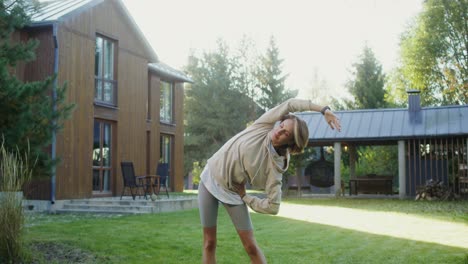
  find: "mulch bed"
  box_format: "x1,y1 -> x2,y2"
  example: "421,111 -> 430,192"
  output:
29,242 -> 100,264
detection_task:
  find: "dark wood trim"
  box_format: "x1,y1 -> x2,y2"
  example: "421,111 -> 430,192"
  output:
146,131 -> 151,174
160,124 -> 176,135
146,120 -> 152,131
147,73 -> 151,120
94,104 -> 119,121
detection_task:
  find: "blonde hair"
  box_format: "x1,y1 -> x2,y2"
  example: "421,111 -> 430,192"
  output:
280,114 -> 309,155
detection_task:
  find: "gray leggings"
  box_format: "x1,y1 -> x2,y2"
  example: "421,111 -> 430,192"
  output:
198,181 -> 253,231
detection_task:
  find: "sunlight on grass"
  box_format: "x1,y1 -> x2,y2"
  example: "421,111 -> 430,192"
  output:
26,208 -> 468,263
276,202 -> 468,249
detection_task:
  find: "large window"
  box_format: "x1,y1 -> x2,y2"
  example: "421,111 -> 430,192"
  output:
92,120 -> 113,193
95,35 -> 117,105
160,81 -> 173,123
160,134 -> 173,187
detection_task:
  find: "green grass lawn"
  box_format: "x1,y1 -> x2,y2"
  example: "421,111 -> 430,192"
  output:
24,199 -> 468,264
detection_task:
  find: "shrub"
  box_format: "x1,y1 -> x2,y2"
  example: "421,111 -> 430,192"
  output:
0,141 -> 34,263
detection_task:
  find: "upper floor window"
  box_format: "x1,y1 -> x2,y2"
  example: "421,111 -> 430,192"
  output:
160,80 -> 173,123
95,35 -> 117,105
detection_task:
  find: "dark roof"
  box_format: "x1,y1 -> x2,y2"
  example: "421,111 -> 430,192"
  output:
31,0 -> 158,62
31,0 -> 99,23
296,105 -> 468,144
31,0 -> 192,83
148,63 -> 193,83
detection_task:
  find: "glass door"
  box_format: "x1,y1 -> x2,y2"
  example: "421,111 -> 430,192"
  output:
92,120 -> 113,195
160,134 -> 173,188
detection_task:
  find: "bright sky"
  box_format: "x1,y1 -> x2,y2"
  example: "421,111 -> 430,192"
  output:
121,0 -> 423,101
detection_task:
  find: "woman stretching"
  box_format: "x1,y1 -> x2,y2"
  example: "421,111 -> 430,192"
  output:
198,99 -> 341,263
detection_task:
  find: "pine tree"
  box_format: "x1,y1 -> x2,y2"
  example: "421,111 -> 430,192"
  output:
0,0 -> 74,178
184,40 -> 258,172
345,45 -> 386,109
255,36 -> 297,110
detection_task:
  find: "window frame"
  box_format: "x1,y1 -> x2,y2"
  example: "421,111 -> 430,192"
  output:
94,34 -> 118,106
160,133 -> 173,188
159,80 -> 174,124
92,119 -> 114,194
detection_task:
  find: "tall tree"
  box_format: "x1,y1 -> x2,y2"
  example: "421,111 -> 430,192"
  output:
255,36 -> 297,110
232,35 -> 261,121
393,0 -> 467,105
184,40 -> 259,172
305,68 -> 331,106
345,45 -> 386,109
0,0 -> 74,177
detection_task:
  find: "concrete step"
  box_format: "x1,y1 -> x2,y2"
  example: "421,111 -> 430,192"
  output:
68,199 -> 156,206
55,208 -> 148,215
54,196 -> 198,215
62,203 -> 154,213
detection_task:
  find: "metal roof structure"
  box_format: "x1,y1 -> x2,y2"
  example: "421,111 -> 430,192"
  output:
296,105 -> 468,144
30,0 -> 162,66
29,0 -> 193,83
31,0 -> 99,23
148,62 -> 193,83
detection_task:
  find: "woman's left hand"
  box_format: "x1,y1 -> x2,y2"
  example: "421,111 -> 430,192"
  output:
232,181 -> 246,198
324,110 -> 341,132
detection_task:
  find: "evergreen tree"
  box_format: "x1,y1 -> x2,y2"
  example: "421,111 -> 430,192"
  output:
342,46 -> 397,184
255,36 -> 297,110
0,0 -> 74,178
345,45 -> 386,109
184,40 -> 259,172
231,35 -> 261,121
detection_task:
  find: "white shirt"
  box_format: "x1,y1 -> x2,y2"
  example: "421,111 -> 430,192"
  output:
201,166 -> 243,205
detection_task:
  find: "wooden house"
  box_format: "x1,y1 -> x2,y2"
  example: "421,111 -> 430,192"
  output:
15,0 -> 191,201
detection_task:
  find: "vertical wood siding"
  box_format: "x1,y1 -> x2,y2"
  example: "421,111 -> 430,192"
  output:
54,0 -> 153,199
148,74 -> 161,176
173,83 -> 185,191
55,24 -> 95,199
149,75 -> 185,192
18,0 -> 186,199
406,137 -> 468,197
17,27 -> 55,200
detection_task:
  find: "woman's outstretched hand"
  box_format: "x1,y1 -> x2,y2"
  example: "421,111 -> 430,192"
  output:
324,110 -> 341,132
232,181 -> 246,198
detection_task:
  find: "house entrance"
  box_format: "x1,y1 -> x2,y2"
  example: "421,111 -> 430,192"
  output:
92,119 -> 114,195
160,134 -> 173,190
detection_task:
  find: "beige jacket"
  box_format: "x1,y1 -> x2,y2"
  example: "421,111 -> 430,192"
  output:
206,99 -> 315,214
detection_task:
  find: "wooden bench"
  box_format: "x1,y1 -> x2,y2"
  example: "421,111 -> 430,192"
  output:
349,175 -> 393,195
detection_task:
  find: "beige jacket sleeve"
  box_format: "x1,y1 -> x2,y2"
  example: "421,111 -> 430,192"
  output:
254,98 -> 323,125
241,172 -> 282,215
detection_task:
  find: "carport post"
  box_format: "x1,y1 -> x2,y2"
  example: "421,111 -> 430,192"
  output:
334,142 -> 341,195
398,140 -> 406,199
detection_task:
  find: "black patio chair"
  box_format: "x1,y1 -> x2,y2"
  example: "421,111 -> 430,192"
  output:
153,163 -> 170,198
120,161 -> 147,200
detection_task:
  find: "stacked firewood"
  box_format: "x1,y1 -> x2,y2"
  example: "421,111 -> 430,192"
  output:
415,179 -> 459,201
